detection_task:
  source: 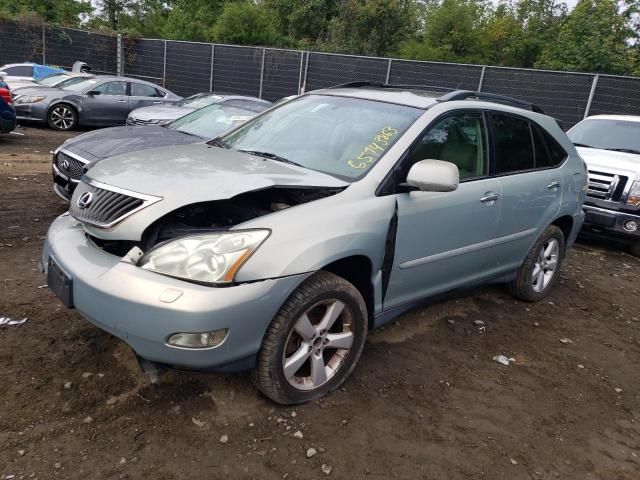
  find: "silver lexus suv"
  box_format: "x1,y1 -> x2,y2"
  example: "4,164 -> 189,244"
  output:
43,84 -> 587,404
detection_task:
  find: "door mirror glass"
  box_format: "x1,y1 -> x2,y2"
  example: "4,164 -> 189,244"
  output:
86,90 -> 101,96
406,159 -> 459,192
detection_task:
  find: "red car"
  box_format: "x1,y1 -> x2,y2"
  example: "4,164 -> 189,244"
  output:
0,80 -> 16,134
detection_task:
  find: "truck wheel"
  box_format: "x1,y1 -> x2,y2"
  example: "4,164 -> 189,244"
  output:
507,225 -> 565,302
629,242 -> 640,258
47,104 -> 77,131
252,271 -> 368,405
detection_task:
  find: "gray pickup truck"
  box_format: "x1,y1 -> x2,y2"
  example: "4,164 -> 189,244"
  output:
568,115 -> 640,256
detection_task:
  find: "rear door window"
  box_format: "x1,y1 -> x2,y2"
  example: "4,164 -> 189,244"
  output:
490,113 -> 535,174
131,83 -> 163,97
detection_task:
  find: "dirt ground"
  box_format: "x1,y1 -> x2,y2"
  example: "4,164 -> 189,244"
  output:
1,126 -> 639,480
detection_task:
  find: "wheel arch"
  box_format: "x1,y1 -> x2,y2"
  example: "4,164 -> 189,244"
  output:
550,215 -> 574,251
320,255 -> 375,329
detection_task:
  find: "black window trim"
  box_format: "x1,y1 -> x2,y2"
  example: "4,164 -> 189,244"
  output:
485,109 -> 568,178
376,108 -> 491,196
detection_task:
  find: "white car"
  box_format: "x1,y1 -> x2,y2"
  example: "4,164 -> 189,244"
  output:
568,115 -> 640,256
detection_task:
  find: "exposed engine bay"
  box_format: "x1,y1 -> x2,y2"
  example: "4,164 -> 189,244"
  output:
89,186 -> 343,257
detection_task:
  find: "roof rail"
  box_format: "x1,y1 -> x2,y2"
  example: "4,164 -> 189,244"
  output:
437,90 -> 545,114
327,82 -> 545,114
328,81 -> 456,92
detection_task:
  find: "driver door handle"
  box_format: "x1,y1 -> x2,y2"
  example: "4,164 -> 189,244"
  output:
547,180 -> 560,190
480,192 -> 500,203
116,99 -> 127,103
152,100 -> 162,104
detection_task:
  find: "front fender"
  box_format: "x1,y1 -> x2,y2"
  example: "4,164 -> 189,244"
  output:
234,191 -> 397,282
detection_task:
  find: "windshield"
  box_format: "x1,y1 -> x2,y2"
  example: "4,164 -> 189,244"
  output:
36,73 -> 68,86
56,76 -> 91,89
568,119 -> 640,153
217,94 -> 423,180
167,103 -> 262,138
176,93 -> 222,109
62,78 -> 98,92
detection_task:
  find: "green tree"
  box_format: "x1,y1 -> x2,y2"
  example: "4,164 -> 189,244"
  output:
484,0 -> 566,67
536,0 -> 635,74
0,0 -> 91,26
212,2 -> 285,46
322,0 -> 419,56
399,0 -> 489,63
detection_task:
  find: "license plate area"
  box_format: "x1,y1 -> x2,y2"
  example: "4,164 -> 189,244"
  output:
47,257 -> 74,309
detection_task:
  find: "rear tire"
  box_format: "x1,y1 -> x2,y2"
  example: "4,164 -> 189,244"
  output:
507,225 -> 565,302
252,271 -> 368,405
47,104 -> 78,131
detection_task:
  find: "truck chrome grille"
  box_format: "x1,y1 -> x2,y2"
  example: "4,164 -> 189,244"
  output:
55,151 -> 86,180
586,170 -> 627,201
70,180 -> 161,228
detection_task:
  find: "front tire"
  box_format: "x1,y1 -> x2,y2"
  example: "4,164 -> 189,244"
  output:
252,271 -> 368,405
629,241 -> 640,258
507,225 -> 565,302
47,104 -> 78,131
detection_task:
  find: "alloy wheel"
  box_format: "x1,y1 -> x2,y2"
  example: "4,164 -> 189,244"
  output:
531,238 -> 559,292
282,299 -> 354,391
50,106 -> 75,130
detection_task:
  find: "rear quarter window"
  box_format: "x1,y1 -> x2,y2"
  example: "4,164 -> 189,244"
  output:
532,124 -> 567,168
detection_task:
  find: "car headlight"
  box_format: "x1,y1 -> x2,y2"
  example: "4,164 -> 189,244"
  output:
627,181 -> 640,207
15,95 -> 45,104
138,230 -> 270,284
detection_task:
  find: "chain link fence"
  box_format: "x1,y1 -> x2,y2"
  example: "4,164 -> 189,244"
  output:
2,18 -> 640,127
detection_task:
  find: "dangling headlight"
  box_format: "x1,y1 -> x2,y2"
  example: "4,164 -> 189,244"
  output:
138,230 -> 270,284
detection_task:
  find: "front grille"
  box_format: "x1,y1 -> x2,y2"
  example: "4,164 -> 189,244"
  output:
587,170 -> 628,202
55,151 -> 86,180
126,116 -> 154,126
70,181 -> 160,228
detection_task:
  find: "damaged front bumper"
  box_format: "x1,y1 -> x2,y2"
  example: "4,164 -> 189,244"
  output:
43,213 -> 310,371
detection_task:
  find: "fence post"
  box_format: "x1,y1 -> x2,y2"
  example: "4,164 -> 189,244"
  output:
477,66 -> 486,92
301,52 -> 310,93
584,74 -> 599,118
117,34 -> 122,75
162,40 -> 167,87
259,48 -> 266,99
42,24 -> 46,64
297,51 -> 304,94
209,44 -> 215,93
385,58 -> 392,84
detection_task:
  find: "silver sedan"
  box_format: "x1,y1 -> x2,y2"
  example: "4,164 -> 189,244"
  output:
12,76 -> 181,130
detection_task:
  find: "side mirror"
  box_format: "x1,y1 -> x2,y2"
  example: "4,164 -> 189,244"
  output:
86,90 -> 100,96
406,159 -> 459,192
0,71 -> 7,78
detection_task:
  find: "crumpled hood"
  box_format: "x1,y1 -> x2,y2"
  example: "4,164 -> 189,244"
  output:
577,146 -> 640,176
60,125 -> 200,163
78,143 -> 348,240
129,105 -> 191,122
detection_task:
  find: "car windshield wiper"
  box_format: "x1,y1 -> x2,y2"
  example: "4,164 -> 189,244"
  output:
572,142 -> 594,148
208,137 -> 229,148
238,149 -> 304,168
608,147 -> 640,155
